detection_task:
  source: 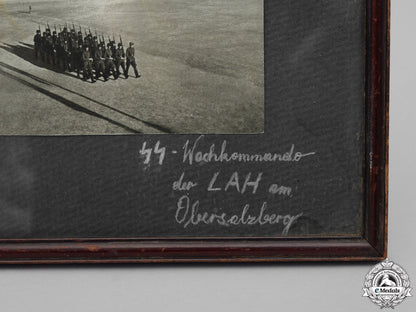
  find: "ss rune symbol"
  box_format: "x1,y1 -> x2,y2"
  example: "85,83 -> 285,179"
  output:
140,141 -> 166,165
363,258 -> 412,308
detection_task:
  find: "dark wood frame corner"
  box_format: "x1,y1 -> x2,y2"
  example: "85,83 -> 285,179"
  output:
0,0 -> 390,263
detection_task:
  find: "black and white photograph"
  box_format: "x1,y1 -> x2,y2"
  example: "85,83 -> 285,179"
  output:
0,0 -> 264,134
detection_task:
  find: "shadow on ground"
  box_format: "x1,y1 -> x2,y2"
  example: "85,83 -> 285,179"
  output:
0,43 -> 173,133
0,67 -> 141,133
1,42 -> 79,79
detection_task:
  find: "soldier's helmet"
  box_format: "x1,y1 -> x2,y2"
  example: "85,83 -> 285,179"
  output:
118,43 -> 122,48
53,31 -> 57,35
129,42 -> 134,46
36,30 -> 40,33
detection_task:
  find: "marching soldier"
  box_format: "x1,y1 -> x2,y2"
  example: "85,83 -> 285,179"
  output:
68,29 -> 76,52
82,46 -> 95,82
94,44 -> 106,80
74,43 -> 84,78
51,31 -> 58,65
33,29 -> 42,59
110,40 -> 117,57
41,31 -> 47,62
57,35 -> 66,70
115,43 -> 127,78
70,32 -> 79,72
104,43 -> 117,80
62,40 -> 71,71
46,33 -> 54,64
126,42 -> 140,78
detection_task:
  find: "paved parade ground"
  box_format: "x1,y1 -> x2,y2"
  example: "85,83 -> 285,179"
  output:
0,0 -> 264,135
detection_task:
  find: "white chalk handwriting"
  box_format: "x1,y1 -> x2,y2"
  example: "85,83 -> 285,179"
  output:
175,195 -> 303,235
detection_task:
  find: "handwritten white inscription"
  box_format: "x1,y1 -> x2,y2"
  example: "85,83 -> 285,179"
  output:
183,135 -> 316,165
207,172 -> 263,194
175,195 -> 303,235
139,136 -> 317,236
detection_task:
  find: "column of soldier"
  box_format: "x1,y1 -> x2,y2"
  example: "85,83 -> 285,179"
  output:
33,25 -> 141,83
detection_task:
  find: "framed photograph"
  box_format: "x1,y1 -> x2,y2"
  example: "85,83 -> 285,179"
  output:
0,0 -> 389,263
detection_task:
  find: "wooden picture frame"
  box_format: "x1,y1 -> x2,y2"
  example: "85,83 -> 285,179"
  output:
0,0 -> 389,263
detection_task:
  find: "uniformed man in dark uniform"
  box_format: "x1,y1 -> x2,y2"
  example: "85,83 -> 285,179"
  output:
74,43 -> 84,78
68,29 -> 76,52
45,33 -> 54,64
62,40 -> 71,71
51,31 -> 58,65
110,40 -> 117,58
57,34 -> 65,70
104,43 -> 117,80
69,31 -> 79,72
82,46 -> 95,82
33,29 -> 42,59
126,42 -> 140,78
41,31 -> 47,62
115,43 -> 127,78
94,44 -> 106,80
